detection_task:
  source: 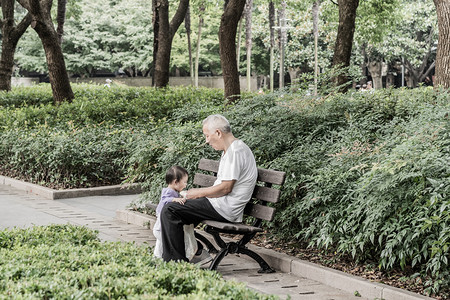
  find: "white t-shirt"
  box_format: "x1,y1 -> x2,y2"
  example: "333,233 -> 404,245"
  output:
207,139 -> 257,222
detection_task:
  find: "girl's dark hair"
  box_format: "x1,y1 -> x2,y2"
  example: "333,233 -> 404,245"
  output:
165,165 -> 188,184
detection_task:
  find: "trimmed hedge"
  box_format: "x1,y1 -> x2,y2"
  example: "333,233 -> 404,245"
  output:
0,225 -> 276,299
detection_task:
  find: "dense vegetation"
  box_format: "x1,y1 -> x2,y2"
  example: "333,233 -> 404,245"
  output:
0,84 -> 448,297
0,224 -> 275,299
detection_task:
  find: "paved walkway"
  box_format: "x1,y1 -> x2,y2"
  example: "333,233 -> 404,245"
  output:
0,184 -> 428,300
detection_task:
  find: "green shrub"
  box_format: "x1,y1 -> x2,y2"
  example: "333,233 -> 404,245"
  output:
0,84 -> 54,107
129,87 -> 449,295
1,84 -> 448,295
0,124 -> 142,189
0,84 -> 224,129
0,225 -> 276,299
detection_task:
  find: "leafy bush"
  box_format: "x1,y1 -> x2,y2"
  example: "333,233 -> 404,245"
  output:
0,84 -> 224,189
1,84 -> 448,295
0,84 -> 224,129
128,87 -> 449,296
0,225 -> 276,299
0,124 -> 142,189
0,84 -> 54,107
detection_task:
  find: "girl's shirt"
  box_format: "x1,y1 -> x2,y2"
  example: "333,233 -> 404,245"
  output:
156,187 -> 179,216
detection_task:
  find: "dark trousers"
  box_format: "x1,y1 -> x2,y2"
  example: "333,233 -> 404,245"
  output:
160,197 -> 228,262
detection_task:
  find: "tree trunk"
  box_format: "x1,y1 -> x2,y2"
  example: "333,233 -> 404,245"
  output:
18,0 -> 73,104
331,0 -> 359,92
312,0 -> 320,96
185,5 -> 193,85
269,1 -> 275,92
0,0 -> 32,91
367,61 -> 383,89
245,0 -> 252,91
194,4 -> 204,87
33,20 -> 74,103
56,0 -> 67,45
288,67 -> 299,85
434,0 -> 450,89
219,0 -> 246,103
151,0 -> 159,85
278,1 -> 286,89
236,16 -> 243,67
153,0 -> 189,87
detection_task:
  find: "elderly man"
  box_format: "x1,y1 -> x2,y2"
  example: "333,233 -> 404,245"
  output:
160,114 -> 257,263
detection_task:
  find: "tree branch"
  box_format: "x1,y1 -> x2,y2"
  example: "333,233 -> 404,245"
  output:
329,0 -> 338,6
16,0 -> 31,11
14,12 -> 32,37
418,25 -> 436,75
421,61 -> 435,82
169,0 -> 189,39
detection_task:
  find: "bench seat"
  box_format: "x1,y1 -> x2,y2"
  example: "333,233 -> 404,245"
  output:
201,220 -> 263,234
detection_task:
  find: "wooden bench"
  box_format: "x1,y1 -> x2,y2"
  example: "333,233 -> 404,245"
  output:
146,158 -> 286,273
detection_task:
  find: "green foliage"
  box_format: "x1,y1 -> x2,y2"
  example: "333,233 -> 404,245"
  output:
1,85 -> 448,295
0,84 -> 223,188
0,225 -> 276,299
0,125 -> 137,188
0,84 -> 54,107
0,84 -> 224,128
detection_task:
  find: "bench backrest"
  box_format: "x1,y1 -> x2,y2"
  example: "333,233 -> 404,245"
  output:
193,158 -> 286,222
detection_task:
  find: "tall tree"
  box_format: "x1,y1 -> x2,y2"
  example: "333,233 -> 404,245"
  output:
153,0 -> 190,87
433,0 -> 450,89
269,1 -> 275,92
17,0 -> 74,104
219,0 -> 246,102
151,0 -> 160,85
331,0 -> 359,92
357,0 -> 436,89
312,0 -> 320,96
194,2 -> 205,87
245,0 -> 253,91
278,0 -> 286,88
185,5 -> 193,84
0,0 -> 31,91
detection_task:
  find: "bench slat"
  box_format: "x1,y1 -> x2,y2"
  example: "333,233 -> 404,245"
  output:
199,158 -> 286,186
193,173 -> 216,187
244,203 -> 275,221
253,186 -> 281,203
257,168 -> 286,186
198,158 -> 219,173
194,174 -> 281,203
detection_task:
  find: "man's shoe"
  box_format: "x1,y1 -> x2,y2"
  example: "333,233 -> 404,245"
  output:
190,249 -> 213,266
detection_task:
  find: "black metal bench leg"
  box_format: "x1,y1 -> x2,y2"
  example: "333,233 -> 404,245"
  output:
238,247 -> 275,273
195,231 -> 218,254
208,248 -> 228,271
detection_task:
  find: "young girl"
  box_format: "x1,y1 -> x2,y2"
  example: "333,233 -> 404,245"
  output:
153,166 -> 197,259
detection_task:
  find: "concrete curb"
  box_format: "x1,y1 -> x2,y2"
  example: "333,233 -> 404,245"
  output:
115,209 -> 433,300
0,175 -> 141,200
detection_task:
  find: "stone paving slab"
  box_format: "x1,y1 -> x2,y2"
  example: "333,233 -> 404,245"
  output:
0,183 -> 433,300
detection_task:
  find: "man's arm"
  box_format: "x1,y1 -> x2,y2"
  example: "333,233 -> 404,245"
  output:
186,180 -> 236,199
